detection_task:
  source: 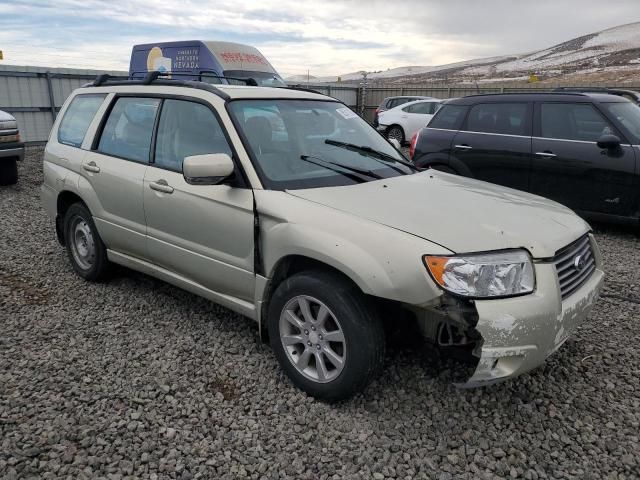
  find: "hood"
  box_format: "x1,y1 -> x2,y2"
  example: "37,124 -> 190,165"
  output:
287,171 -> 590,258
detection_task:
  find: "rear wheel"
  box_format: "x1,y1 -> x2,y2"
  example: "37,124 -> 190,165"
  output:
386,125 -> 405,145
0,158 -> 18,186
63,203 -> 111,281
267,271 -> 385,401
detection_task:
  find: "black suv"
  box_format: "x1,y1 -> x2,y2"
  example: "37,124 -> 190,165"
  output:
411,93 -> 640,223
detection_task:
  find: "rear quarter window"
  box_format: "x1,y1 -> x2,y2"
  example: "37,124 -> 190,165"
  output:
57,94 -> 106,147
427,105 -> 468,130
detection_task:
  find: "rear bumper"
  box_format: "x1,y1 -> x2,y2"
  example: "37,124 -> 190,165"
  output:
460,235 -> 604,387
376,124 -> 388,133
0,144 -> 25,161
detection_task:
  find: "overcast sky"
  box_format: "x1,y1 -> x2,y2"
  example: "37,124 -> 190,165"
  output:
0,0 -> 638,76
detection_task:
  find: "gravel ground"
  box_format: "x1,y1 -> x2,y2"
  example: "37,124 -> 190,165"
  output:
1,147 -> 639,480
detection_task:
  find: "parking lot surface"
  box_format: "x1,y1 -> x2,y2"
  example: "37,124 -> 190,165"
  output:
1,148 -> 639,480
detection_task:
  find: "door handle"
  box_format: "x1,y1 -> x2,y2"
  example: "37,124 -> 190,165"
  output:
149,180 -> 174,194
454,144 -> 472,150
535,152 -> 557,158
82,161 -> 100,173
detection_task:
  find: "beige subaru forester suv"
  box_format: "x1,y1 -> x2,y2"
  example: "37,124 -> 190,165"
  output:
41,76 -> 604,400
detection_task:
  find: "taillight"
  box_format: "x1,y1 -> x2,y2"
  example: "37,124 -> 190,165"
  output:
375,107 -> 380,114
409,131 -> 419,160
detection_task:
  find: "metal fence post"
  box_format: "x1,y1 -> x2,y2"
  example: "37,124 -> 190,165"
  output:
45,71 -> 56,120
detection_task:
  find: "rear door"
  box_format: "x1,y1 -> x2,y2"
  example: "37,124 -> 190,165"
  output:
403,101 -> 440,139
531,102 -> 637,216
450,102 -> 532,191
143,97 -> 255,301
82,96 -> 160,260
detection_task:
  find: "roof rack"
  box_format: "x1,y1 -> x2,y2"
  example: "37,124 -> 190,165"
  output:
128,70 -> 259,86
464,91 -> 588,98
82,72 -> 231,100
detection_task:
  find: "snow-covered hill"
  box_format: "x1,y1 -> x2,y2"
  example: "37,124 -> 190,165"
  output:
287,22 -> 640,84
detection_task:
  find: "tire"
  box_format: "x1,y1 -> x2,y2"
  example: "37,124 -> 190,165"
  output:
63,202 -> 111,281
267,270 -> 385,401
0,158 -> 18,186
386,125 -> 405,145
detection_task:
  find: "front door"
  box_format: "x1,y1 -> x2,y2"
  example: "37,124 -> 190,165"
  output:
143,98 -> 255,301
530,102 -> 637,216
82,96 -> 161,260
450,102 -> 532,191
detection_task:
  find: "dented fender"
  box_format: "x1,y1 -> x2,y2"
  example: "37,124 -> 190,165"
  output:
254,189 -> 451,306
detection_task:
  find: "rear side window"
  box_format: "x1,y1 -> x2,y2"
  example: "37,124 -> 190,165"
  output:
428,105 -> 468,130
58,94 -> 106,147
540,103 -> 613,142
154,99 -> 233,172
405,102 -> 439,114
467,103 -> 528,135
98,97 -> 160,163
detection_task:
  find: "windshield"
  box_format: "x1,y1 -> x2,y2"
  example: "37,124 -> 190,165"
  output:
601,102 -> 640,144
223,70 -> 287,87
228,99 -> 412,190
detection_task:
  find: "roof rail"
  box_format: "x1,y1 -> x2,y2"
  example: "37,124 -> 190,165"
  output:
81,74 -> 230,100
464,91 -> 588,98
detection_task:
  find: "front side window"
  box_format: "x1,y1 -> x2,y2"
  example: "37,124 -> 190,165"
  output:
428,105 -> 468,130
467,103 -> 528,136
58,94 -> 106,147
229,99 -> 412,190
154,99 -> 233,172
600,102 -> 640,144
540,103 -> 613,142
98,97 -> 160,163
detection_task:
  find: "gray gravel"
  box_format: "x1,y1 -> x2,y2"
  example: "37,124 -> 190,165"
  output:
1,147 -> 639,480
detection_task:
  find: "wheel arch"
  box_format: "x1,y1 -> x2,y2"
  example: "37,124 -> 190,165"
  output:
55,190 -> 87,245
259,254 -> 367,335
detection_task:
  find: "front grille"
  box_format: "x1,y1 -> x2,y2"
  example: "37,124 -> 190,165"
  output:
553,235 -> 596,300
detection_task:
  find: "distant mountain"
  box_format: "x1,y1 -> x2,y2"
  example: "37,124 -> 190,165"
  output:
287,21 -> 640,85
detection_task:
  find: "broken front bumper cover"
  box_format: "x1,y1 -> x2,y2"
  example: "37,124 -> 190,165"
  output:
459,243 -> 604,387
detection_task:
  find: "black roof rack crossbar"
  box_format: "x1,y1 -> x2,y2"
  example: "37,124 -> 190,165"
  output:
143,71 -> 162,84
128,70 -> 258,86
82,74 -> 231,101
93,74 -> 111,86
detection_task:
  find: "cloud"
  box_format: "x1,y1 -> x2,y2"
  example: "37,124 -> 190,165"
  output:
0,1 -> 638,75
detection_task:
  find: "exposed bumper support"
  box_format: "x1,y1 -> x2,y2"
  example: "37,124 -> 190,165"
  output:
460,259 -> 604,387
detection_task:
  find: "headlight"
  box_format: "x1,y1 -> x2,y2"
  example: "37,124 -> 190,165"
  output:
423,250 -> 535,298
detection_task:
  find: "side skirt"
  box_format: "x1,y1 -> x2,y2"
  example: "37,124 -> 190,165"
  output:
107,250 -> 258,321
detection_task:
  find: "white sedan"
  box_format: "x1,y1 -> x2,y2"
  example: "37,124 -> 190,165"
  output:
376,99 -> 441,144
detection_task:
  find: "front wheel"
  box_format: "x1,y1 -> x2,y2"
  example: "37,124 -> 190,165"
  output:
267,271 -> 385,401
0,158 -> 18,186
386,125 -> 405,145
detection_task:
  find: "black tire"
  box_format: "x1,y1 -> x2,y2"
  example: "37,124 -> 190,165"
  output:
0,158 -> 18,186
386,125 -> 405,145
63,202 -> 111,281
267,270 -> 385,401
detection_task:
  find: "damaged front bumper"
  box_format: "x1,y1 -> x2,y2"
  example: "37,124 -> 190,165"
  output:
460,245 -> 604,387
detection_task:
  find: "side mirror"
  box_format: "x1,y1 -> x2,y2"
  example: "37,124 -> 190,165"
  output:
596,134 -> 621,150
389,138 -> 401,149
183,153 -> 235,185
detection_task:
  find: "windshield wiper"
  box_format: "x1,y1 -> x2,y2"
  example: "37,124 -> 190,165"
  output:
300,154 -> 384,181
324,139 -> 419,172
